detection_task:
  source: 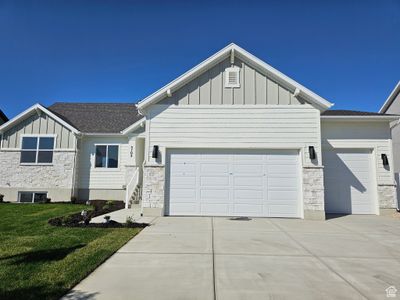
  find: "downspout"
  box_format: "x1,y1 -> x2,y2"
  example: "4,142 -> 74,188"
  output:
70,133 -> 81,201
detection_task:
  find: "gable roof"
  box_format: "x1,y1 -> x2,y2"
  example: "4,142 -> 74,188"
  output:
48,102 -> 143,134
0,103 -> 80,134
137,43 -> 334,111
379,81 -> 400,113
0,109 -> 8,123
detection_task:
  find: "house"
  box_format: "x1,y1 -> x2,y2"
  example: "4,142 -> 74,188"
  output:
0,43 -> 398,219
379,81 -> 400,208
0,109 -> 8,125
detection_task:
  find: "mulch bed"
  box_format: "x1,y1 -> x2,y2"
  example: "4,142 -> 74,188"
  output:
48,200 -> 149,228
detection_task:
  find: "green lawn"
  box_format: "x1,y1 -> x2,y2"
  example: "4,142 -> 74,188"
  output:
0,203 -> 141,300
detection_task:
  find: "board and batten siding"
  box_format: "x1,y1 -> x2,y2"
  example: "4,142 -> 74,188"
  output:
321,121 -> 394,185
146,104 -> 322,166
77,136 -> 131,190
1,113 -> 76,149
160,57 -> 305,106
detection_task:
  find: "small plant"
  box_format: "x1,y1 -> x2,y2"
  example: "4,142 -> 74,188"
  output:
71,196 -> 77,204
0,194 -> 4,203
45,197 -> 51,203
126,216 -> 134,224
102,200 -> 115,211
61,215 -> 71,226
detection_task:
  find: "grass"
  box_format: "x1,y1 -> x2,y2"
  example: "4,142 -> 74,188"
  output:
0,203 -> 142,300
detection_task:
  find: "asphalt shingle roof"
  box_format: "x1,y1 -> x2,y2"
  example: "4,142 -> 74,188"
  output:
47,102 -> 142,133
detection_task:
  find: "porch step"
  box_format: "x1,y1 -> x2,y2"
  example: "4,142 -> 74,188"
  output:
129,185 -> 142,207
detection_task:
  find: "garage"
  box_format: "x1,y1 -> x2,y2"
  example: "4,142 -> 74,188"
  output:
323,149 -> 376,214
166,149 -> 301,218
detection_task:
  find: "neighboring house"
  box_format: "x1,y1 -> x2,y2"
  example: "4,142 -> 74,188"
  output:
0,43 -> 398,219
0,109 -> 8,125
379,81 -> 400,208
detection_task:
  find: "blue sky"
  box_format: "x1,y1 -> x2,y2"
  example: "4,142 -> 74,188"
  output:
0,0 -> 399,118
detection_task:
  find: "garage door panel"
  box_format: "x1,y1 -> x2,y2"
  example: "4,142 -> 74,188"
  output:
170,176 -> 196,186
267,164 -> 298,174
200,176 -> 229,186
170,203 -> 199,215
234,189 -> 263,202
168,149 -> 300,217
200,188 -> 229,200
269,205 -> 298,217
233,164 -> 263,174
323,150 -> 375,215
267,177 -> 298,188
200,203 -> 229,215
234,176 -> 264,186
233,204 -> 263,215
169,188 -> 196,200
268,190 -> 298,200
171,163 -> 196,174
200,163 -> 229,174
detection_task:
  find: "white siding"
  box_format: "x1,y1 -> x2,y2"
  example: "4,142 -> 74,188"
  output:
146,104 -> 322,166
321,121 -> 394,185
1,113 -> 75,149
160,57 -> 305,106
78,136 -> 131,189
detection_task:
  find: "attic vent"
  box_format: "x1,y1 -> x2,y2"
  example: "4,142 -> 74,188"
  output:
225,67 -> 240,88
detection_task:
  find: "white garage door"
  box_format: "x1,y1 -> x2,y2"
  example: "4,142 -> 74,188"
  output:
323,149 -> 376,214
166,149 -> 301,218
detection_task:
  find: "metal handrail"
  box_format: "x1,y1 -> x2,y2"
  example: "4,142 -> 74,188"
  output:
125,167 -> 139,209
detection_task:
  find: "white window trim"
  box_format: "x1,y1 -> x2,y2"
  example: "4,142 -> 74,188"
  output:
20,134 -> 56,166
94,144 -> 120,170
18,191 -> 48,203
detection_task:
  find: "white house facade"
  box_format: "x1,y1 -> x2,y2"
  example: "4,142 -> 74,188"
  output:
0,44 -> 398,220
379,81 -> 400,208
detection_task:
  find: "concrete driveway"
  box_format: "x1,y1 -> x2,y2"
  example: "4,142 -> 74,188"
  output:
64,215 -> 400,300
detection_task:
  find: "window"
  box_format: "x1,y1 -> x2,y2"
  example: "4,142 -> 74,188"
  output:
20,136 -> 55,164
95,145 -> 119,168
225,66 -> 240,88
19,192 -> 47,203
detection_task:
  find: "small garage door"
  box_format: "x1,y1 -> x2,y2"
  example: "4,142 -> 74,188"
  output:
166,149 -> 301,218
323,149 -> 376,214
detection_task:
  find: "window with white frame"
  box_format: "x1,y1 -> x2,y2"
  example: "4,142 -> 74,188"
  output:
95,145 -> 119,168
18,191 -> 48,203
20,136 -> 55,164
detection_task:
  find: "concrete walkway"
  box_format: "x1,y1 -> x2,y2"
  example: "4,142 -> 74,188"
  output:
64,215 -> 400,300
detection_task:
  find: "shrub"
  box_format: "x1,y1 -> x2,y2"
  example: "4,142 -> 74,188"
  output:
70,196 -> 77,204
102,200 -> 115,211
0,194 -> 4,203
45,197 -> 51,203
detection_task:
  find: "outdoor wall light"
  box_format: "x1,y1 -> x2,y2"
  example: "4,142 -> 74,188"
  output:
309,146 -> 316,160
381,154 -> 389,166
152,145 -> 159,159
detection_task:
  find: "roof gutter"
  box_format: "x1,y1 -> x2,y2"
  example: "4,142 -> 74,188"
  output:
321,115 -> 400,121
80,133 -> 124,137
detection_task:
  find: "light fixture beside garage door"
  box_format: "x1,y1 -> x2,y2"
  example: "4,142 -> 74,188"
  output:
309,146 -> 316,160
152,145 -> 159,159
381,154 -> 389,166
